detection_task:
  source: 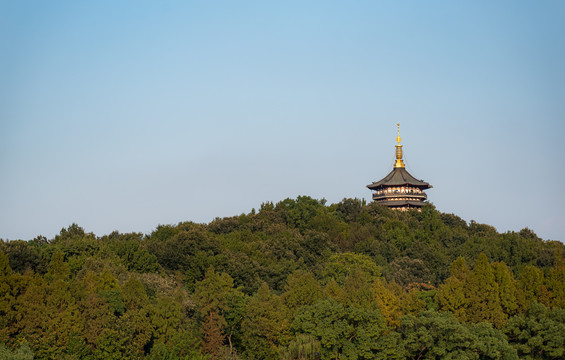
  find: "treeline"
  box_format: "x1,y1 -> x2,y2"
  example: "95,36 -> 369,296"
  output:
0,197 -> 564,359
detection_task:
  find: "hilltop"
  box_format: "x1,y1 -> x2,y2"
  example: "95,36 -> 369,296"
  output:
1,197 -> 564,359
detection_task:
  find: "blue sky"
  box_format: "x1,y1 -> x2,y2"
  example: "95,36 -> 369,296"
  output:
1,1 -> 564,241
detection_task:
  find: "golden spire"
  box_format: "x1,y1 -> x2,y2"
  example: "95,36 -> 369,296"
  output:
394,123 -> 405,168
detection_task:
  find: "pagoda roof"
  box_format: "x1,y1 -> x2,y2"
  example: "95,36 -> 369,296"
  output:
367,167 -> 431,190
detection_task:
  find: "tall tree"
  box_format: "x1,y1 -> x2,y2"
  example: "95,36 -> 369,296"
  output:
193,267 -> 233,316
372,277 -> 403,328
78,293 -> 115,353
15,251 -> 83,359
518,265 -> 550,308
545,261 -> 565,308
492,261 -> 521,317
193,267 -> 246,356
0,252 -> 17,337
465,254 -> 506,326
241,282 -> 288,360
436,256 -> 470,322
201,310 -> 225,360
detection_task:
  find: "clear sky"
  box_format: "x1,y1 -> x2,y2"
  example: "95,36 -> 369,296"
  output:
1,1 -> 564,241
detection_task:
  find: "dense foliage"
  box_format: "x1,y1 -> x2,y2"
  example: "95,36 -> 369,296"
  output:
1,197 -> 564,359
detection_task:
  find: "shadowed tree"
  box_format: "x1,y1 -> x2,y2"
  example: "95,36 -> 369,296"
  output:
377,311 -> 517,360
505,302 -> 565,359
471,322 -> 518,360
0,252 -> 17,335
388,256 -> 432,288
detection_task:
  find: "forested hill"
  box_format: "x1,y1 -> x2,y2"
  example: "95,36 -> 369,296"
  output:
1,196 -> 564,360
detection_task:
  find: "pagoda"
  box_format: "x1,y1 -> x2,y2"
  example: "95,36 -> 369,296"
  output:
367,124 -> 432,211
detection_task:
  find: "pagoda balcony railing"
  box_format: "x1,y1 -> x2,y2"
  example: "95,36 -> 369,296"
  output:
372,192 -> 427,200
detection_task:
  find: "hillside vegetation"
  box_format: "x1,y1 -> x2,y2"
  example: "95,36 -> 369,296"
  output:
1,197 -> 564,359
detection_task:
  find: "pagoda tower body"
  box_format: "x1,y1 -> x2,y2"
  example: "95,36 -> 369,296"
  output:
367,125 -> 432,211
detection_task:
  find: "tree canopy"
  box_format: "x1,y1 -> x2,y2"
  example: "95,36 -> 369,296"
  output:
0,197 -> 563,359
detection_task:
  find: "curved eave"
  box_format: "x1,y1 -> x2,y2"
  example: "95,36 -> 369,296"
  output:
367,167 -> 431,190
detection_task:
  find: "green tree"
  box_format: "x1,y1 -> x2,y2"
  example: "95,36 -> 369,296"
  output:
322,252 -> 381,285
108,232 -> 159,273
377,311 -> 517,360
0,342 -> 34,360
341,268 -> 377,309
241,282 -> 288,359
436,256 -> 470,322
201,310 -> 225,360
388,256 -> 432,288
193,267 -> 234,316
150,293 -> 184,345
281,334 -> 322,360
276,196 -> 327,232
146,323 -> 202,360
465,254 -> 506,326
116,307 -> 154,359
93,329 -> 124,360
0,240 -> 43,274
335,198 -> 364,223
282,270 -> 325,316
372,277 -> 403,328
545,261 -> 565,308
505,302 -> 565,359
0,252 -> 17,334
518,265 -> 550,308
15,251 -> 83,359
78,292 -> 116,352
291,298 -> 384,360
470,322 -> 518,360
147,227 -> 220,287
193,267 -> 246,356
491,262 -> 520,317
